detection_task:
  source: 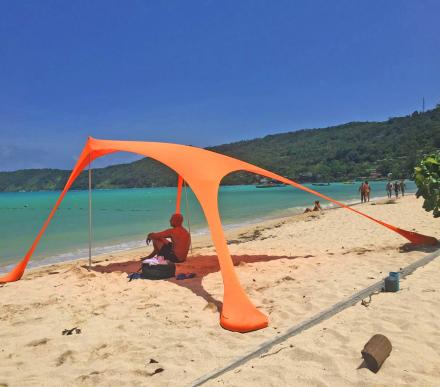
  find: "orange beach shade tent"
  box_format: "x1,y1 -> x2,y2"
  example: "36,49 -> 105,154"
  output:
0,137 -> 437,332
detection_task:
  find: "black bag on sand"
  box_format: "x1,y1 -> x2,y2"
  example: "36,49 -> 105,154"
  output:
141,262 -> 176,280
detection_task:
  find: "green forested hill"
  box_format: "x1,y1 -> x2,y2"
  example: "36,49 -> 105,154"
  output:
1,106 -> 439,191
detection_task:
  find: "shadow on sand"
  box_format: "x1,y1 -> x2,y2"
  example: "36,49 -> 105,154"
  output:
87,254 -> 313,311
398,243 -> 439,254
85,238 -> 439,311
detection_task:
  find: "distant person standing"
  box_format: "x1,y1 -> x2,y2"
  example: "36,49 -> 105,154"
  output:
363,181 -> 371,202
386,181 -> 393,199
359,181 -> 370,203
394,181 -> 400,198
358,182 -> 366,203
400,179 -> 406,197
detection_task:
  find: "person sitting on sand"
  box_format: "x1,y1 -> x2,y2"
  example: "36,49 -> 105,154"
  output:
304,200 -> 322,213
145,213 -> 191,263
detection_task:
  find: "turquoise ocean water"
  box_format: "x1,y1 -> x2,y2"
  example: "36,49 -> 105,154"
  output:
0,181 -> 416,273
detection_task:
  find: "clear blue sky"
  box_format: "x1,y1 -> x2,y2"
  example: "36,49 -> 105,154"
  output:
1,0 -> 439,171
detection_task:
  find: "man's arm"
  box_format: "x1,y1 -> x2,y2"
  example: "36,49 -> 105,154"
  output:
148,228 -> 173,241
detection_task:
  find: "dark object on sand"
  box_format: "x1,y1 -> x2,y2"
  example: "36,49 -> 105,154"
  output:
176,272 -> 196,280
62,327 -> 81,335
361,334 -> 392,373
141,262 -> 176,280
361,295 -> 372,307
384,272 -> 399,292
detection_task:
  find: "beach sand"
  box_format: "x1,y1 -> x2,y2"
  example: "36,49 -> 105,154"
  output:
1,195 -> 439,386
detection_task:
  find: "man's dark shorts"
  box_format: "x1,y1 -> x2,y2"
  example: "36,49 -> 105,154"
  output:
158,242 -> 181,263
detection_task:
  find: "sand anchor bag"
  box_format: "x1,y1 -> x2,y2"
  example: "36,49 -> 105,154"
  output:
141,262 -> 176,280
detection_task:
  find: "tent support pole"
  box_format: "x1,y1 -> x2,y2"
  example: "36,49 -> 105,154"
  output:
88,156 -> 92,271
176,175 -> 183,213
184,181 -> 193,255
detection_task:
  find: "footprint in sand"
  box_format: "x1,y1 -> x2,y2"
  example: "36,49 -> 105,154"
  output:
323,328 -> 351,344
134,369 -> 164,377
277,310 -> 290,320
26,338 -> 50,347
275,275 -> 295,285
75,371 -> 100,383
56,350 -> 75,366
89,344 -> 110,361
92,303 -> 110,315
289,346 -> 337,367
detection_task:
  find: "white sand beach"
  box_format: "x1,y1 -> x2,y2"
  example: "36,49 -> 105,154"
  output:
1,195 -> 439,386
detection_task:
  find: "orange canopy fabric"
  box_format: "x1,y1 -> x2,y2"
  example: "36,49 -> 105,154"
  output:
0,137 -> 437,332
175,175 -> 184,214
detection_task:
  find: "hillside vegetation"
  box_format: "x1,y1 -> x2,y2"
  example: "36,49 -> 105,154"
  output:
1,106 -> 439,192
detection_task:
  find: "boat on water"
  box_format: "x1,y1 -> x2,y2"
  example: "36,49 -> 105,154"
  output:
342,181 -> 355,184
311,182 -> 330,186
255,179 -> 285,188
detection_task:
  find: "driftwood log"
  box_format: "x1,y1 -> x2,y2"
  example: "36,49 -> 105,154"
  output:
361,334 -> 392,373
